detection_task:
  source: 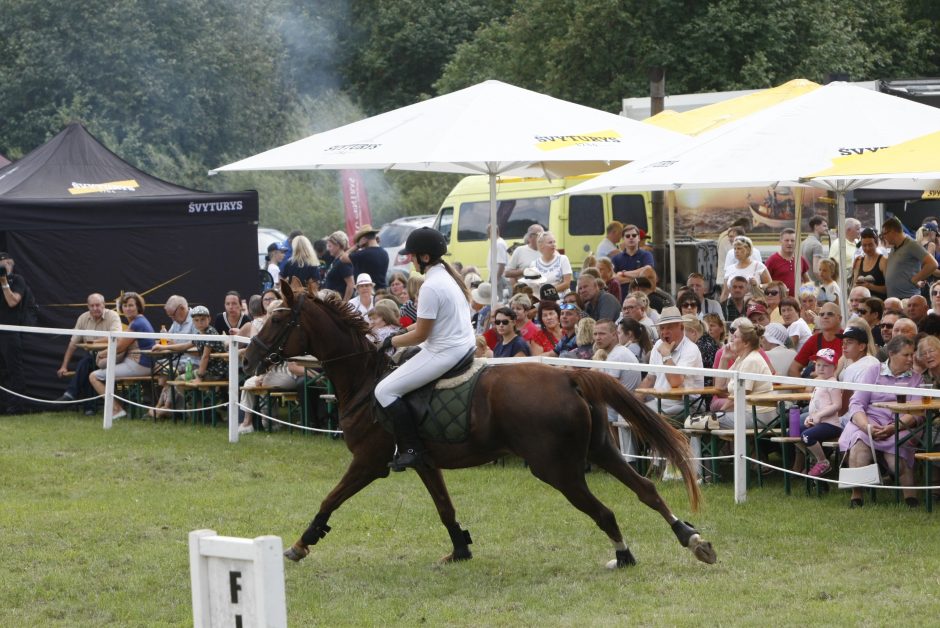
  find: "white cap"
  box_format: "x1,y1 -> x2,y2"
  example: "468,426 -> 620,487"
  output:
356,273 -> 374,286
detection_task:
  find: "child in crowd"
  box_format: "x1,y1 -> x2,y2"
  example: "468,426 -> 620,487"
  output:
191,306 -> 227,382
800,348 -> 843,477
779,297 -> 812,351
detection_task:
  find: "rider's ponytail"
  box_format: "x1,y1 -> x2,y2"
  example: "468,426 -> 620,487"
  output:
439,259 -> 471,303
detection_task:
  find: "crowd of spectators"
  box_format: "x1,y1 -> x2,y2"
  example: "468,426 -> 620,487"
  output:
45,213 -> 940,506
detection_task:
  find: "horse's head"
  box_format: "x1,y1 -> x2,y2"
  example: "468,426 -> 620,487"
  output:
243,279 -> 308,375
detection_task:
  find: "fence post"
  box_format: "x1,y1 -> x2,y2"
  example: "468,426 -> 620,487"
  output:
733,371 -> 747,504
103,333 -> 117,429
228,336 -> 239,443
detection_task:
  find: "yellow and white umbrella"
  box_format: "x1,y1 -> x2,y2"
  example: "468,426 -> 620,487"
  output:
805,128 -> 940,191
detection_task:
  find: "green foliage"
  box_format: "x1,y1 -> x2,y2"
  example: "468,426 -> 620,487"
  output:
438,0 -> 940,111
339,0 -> 512,114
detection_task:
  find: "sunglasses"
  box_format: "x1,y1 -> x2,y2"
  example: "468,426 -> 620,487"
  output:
932,291 -> 940,297
681,302 -> 698,308
765,290 -> 779,296
879,323 -> 893,328
623,233 -> 639,239
559,303 -> 579,311
493,319 -> 512,326
857,309 -> 870,315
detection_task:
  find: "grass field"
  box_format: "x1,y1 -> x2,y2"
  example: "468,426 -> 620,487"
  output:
3,412 -> 940,626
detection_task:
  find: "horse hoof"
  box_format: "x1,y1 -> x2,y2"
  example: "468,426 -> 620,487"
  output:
687,534 -> 717,565
605,548 -> 637,569
284,544 -> 309,562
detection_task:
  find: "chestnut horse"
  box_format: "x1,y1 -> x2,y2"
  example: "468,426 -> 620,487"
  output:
244,282 -> 716,568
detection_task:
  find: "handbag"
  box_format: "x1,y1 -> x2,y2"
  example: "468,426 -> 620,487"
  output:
838,425 -> 882,489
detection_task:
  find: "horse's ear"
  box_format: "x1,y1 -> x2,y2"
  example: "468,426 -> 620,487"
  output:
289,276 -> 303,294
280,278 -> 295,307
305,279 -> 317,299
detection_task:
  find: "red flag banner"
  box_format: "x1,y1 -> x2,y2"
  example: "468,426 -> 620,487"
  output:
340,170 -> 372,238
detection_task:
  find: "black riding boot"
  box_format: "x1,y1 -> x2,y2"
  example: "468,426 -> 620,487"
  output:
387,399 -> 433,471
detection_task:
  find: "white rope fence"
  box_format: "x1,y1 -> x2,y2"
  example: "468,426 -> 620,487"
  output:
238,402 -> 342,435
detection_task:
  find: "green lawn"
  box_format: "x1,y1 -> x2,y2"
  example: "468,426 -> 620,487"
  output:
2,413 -> 939,626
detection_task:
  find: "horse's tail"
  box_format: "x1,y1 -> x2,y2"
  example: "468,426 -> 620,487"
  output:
569,370 -> 702,512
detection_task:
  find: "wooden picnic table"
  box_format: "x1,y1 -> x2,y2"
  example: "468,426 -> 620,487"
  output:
745,391 -> 813,407
635,386 -> 723,401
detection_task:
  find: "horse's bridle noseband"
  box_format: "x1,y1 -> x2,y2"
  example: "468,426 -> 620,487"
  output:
249,294 -> 306,368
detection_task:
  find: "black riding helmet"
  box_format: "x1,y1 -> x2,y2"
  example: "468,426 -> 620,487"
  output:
400,227 -> 448,259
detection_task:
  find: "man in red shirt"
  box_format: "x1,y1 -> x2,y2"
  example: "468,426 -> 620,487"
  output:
788,302 -> 843,377
764,228 -> 809,297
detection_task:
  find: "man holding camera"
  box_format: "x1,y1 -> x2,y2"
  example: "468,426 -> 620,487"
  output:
0,252 -> 28,414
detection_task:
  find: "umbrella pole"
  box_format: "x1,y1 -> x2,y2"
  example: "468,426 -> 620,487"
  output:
793,187 -> 804,295
489,172 -> 499,310
668,191 -> 677,294
837,191 -> 849,323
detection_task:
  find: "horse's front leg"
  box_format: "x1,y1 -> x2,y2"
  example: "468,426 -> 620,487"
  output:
285,456 -> 390,562
415,466 -> 473,563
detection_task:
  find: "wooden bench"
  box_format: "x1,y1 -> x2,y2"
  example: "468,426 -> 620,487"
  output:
915,452 -> 940,512
115,376 -> 154,419
171,380 -> 229,426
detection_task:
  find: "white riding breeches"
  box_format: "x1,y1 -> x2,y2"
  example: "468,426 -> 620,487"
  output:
375,345 -> 471,407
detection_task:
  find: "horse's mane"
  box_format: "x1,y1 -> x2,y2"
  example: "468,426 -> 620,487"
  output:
311,291 -> 374,350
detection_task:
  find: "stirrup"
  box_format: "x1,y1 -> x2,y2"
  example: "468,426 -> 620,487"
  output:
389,448 -> 434,472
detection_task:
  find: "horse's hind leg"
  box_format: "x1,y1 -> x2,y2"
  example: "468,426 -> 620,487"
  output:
285,456 -> 391,562
589,443 -> 717,565
527,458 -> 636,569
416,467 -> 473,562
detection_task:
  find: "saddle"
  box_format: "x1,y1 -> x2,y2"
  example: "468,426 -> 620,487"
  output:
375,348 -> 485,443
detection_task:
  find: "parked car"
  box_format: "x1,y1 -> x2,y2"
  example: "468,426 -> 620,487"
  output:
378,215 -> 436,280
258,227 -> 288,269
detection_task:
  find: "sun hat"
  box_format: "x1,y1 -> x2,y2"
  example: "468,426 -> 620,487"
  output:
653,306 -> 684,325
190,305 -> 210,317
763,322 -> 788,346
815,348 -> 837,365
471,282 -> 492,305
352,224 -> 379,243
838,326 -> 868,343
355,273 -> 374,286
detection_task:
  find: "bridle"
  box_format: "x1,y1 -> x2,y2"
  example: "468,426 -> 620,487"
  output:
248,293 -> 381,371
249,294 -> 306,367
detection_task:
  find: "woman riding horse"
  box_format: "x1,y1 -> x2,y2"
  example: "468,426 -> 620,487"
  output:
377,227 -> 476,471
245,274 -> 717,569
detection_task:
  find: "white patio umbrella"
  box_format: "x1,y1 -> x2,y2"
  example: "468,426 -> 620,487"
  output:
563,82 -> 940,320
211,80 -> 685,308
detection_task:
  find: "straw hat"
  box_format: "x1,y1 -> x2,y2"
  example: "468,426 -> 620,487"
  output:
653,306 -> 684,325
353,224 -> 379,243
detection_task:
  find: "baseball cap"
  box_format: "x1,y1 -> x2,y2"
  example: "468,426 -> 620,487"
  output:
267,242 -> 288,253
815,348 -> 837,365
0,252 -> 10,260
539,284 -> 560,301
746,302 -> 768,318
838,326 -> 868,343
191,305 -> 210,317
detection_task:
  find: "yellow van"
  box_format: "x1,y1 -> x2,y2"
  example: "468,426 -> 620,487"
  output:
432,175 -> 653,274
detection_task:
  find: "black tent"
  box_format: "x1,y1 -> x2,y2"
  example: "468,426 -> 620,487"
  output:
0,123 -> 259,401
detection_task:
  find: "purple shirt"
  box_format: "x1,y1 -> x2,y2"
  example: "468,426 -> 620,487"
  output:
840,362 -> 922,467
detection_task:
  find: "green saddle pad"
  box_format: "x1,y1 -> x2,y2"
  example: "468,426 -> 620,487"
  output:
376,365 -> 485,443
